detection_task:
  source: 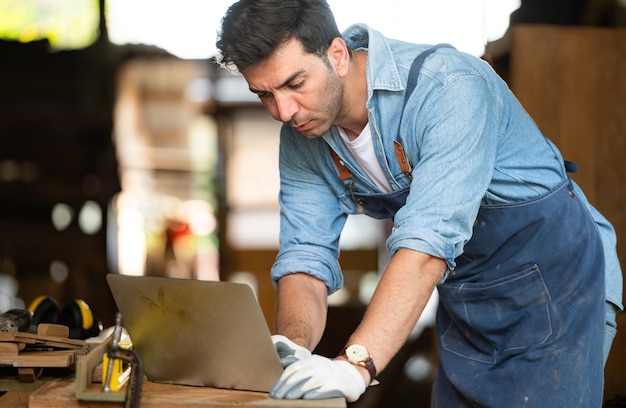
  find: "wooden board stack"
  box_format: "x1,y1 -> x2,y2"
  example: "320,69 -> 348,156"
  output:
0,324 -> 86,381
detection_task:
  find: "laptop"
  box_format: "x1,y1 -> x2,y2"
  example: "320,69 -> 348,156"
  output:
105,273 -> 283,392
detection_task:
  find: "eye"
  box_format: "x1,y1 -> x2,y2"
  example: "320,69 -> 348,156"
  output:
288,81 -> 304,90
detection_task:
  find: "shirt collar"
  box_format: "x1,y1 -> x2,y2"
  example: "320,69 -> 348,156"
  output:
342,24 -> 404,94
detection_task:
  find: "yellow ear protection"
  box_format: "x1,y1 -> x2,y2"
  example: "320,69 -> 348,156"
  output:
28,296 -> 102,340
28,295 -> 61,325
59,298 -> 102,339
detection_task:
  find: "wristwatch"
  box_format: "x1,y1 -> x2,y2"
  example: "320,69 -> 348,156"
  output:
341,344 -> 377,381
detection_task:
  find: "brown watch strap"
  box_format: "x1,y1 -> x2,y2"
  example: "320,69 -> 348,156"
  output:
361,356 -> 377,381
341,346 -> 377,381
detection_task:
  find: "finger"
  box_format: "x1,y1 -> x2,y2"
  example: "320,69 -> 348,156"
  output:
284,376 -> 317,400
274,342 -> 298,367
270,374 -> 313,399
302,388 -> 344,400
279,355 -> 299,367
274,341 -> 293,356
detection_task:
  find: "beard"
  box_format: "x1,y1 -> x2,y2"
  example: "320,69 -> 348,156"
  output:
291,66 -> 346,139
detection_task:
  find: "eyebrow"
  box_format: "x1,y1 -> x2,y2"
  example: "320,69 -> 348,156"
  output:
249,69 -> 306,94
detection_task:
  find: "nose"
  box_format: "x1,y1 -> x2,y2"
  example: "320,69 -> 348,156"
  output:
272,93 -> 298,123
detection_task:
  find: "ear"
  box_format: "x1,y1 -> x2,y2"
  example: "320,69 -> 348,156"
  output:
327,37 -> 351,78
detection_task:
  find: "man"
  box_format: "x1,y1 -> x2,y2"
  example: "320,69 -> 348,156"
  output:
216,0 -> 623,405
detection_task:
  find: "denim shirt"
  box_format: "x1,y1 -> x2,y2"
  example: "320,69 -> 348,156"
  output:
271,24 -> 623,310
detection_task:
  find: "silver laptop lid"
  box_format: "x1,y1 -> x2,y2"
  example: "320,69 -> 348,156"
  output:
106,273 -> 283,392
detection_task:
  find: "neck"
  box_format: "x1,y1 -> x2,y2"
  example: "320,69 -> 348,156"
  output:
336,50 -> 368,141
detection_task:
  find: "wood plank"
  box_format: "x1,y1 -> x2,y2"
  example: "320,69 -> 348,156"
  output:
37,324 -> 70,338
0,376 -> 49,392
0,388 -> 31,408
0,342 -> 25,354
30,379 -> 347,408
18,367 -> 43,382
0,332 -> 85,350
0,350 -> 77,368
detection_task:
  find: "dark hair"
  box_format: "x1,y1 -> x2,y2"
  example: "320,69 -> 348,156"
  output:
216,0 -> 341,72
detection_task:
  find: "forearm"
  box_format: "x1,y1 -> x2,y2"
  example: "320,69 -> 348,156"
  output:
343,248 -> 446,380
275,272 -> 329,351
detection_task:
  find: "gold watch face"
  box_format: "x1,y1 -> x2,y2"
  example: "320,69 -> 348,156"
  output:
345,344 -> 369,363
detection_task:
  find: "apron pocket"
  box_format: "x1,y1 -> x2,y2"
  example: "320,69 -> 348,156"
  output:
439,264 -> 553,364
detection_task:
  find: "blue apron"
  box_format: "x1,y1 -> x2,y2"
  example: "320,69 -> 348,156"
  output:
433,180 -> 605,407
346,178 -> 605,407
328,45 -> 606,406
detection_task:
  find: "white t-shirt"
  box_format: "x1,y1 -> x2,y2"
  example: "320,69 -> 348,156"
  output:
338,123 -> 392,192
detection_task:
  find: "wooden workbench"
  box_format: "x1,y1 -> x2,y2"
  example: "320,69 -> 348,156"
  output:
1,377 -> 346,408
1,329 -> 346,407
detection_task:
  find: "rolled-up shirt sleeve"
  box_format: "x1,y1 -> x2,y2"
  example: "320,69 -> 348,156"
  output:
387,73 -> 499,271
271,127 -> 348,294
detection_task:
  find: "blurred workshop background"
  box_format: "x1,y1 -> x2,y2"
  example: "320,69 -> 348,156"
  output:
0,0 -> 624,406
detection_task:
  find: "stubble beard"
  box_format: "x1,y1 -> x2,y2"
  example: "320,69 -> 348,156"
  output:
300,68 -> 346,139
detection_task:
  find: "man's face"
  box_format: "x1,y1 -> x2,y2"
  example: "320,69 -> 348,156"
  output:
242,38 -> 345,139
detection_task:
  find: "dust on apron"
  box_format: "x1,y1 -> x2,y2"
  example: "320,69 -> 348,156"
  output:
434,180 -> 605,407
332,159 -> 605,406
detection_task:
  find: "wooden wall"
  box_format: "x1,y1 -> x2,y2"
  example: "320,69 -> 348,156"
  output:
509,24 -> 626,400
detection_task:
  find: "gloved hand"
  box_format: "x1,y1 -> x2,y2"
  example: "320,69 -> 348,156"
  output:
271,335 -> 312,368
270,354 -> 367,402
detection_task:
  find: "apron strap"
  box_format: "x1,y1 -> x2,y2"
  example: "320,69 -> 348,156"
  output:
564,160 -> 578,173
330,148 -> 352,182
394,43 -> 454,177
403,44 -> 453,107
394,140 -> 412,181
330,44 -> 453,183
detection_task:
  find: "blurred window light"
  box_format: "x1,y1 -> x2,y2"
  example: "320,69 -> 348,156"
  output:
178,200 -> 216,237
0,1 -> 519,57
51,203 -> 74,231
106,0 -> 230,60
49,259 -> 70,283
0,160 -> 20,181
0,272 -> 24,312
78,200 -> 103,235
328,287 -> 351,306
330,0 -> 520,56
0,0 -> 100,50
115,193 -> 147,276
106,0 -> 519,59
227,271 -> 258,298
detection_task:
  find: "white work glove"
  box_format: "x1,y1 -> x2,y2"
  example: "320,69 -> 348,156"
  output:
270,354 -> 367,402
271,335 -> 312,368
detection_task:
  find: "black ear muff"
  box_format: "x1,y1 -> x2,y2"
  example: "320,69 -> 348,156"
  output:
28,296 -> 61,326
27,296 -> 102,339
59,299 -> 102,340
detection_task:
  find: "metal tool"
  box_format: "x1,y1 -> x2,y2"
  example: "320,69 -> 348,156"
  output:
103,312 -> 144,408
0,308 -> 32,332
